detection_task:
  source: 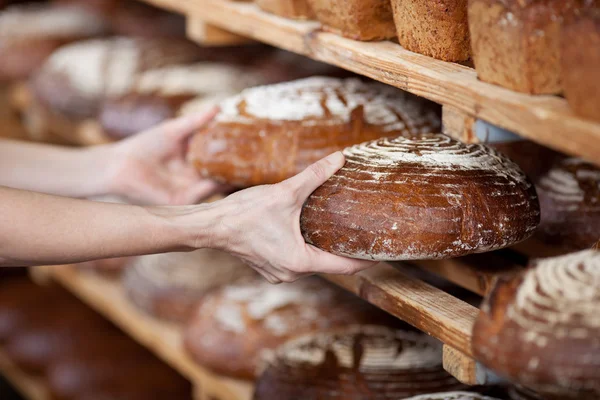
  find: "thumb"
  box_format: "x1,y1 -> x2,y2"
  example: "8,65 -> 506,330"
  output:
284,152 -> 345,201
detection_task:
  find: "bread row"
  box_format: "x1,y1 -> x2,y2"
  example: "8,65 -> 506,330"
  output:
254,0 -> 600,122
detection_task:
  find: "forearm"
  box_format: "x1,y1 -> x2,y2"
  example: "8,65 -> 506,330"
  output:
0,139 -> 113,198
0,186 -> 219,267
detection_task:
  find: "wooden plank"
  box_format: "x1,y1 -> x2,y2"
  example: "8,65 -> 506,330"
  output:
187,18 -> 252,46
44,265 -> 253,400
442,105 -> 476,142
0,348 -> 49,400
322,262 -> 478,358
162,0 -> 600,165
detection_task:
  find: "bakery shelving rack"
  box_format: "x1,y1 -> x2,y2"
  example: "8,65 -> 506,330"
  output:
144,0 -> 600,166
0,348 -> 50,400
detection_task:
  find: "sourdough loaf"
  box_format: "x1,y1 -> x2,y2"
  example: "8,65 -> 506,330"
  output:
256,0 -> 314,19
123,250 -> 254,323
0,4 -> 108,81
562,8 -> 600,122
472,250 -> 600,399
535,158 -> 600,252
307,0 -> 396,41
189,77 -> 440,187
183,276 -> 403,379
468,0 -> 586,94
254,326 -> 465,399
391,0 -> 470,62
300,133 -> 539,261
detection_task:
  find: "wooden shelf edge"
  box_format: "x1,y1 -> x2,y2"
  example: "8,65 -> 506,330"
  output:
144,0 -> 600,164
0,348 -> 49,400
41,265 -> 253,400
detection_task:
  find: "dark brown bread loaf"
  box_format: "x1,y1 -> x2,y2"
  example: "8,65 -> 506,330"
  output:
254,326 -> 466,399
0,4 -> 109,81
535,158 -> 600,252
184,276 -> 404,379
403,393 -> 504,400
472,250 -> 600,399
189,77 -> 440,187
300,133 -> 540,261
123,250 -> 254,323
306,0 -> 396,40
391,0 -> 470,62
562,8 -> 600,122
256,0 -> 314,19
468,0 -> 589,94
51,0 -> 118,15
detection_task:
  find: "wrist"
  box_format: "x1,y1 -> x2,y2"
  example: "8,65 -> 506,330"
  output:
78,145 -> 118,198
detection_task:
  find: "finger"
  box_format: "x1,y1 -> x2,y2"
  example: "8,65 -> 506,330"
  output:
283,151 -> 345,200
303,245 -> 376,275
160,107 -> 219,142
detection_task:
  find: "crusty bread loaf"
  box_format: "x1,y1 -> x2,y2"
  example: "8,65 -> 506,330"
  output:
391,0 -> 470,62
562,9 -> 600,122
403,393 -> 503,400
472,250 -> 600,399
183,276 -> 403,379
123,250 -> 254,323
307,0 -> 396,41
0,4 -> 109,81
301,133 -> 539,261
254,326 -> 466,399
99,63 -> 269,140
468,0 -> 583,94
535,158 -> 600,252
189,77 -> 440,187
256,0 -> 314,19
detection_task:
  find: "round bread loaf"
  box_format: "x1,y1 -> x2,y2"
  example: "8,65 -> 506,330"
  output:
30,37 -> 206,121
99,63 -> 269,140
403,393 -> 503,400
183,276 -> 403,379
124,250 -> 254,323
300,133 -> 540,261
0,4 -> 108,81
188,77 -> 440,187
253,326 -> 465,399
535,157 -> 600,252
472,250 -> 600,399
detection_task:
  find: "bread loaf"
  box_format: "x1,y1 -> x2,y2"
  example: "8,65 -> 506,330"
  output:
183,276 -> 403,379
0,4 -> 108,81
306,0 -> 396,40
99,63 -> 269,140
300,133 -> 540,261
256,0 -> 314,19
123,250 -> 254,323
391,0 -> 470,62
468,0 -> 584,94
189,77 -> 440,187
535,158 -> 600,252
472,250 -> 600,399
562,8 -> 600,122
403,394 -> 503,400
253,326 -> 466,399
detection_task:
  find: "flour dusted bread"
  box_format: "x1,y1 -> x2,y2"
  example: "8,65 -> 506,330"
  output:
391,0 -> 470,62
256,0 -> 314,19
124,250 -> 254,323
301,133 -> 539,261
468,0 -> 586,94
183,276 -> 402,379
472,250 -> 600,399
307,0 -> 396,40
535,158 -> 600,252
254,326 -> 466,399
562,9 -> 600,122
189,77 -> 440,187
99,63 -> 270,139
0,4 -> 108,81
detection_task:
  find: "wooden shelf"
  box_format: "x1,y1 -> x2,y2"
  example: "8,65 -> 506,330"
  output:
141,0 -> 600,165
39,265 -> 253,400
0,348 -> 49,400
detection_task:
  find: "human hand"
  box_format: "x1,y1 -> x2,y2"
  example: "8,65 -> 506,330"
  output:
104,109 -> 226,205
211,152 -> 376,283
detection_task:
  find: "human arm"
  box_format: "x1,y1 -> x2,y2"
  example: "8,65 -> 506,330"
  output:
0,152 -> 374,281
